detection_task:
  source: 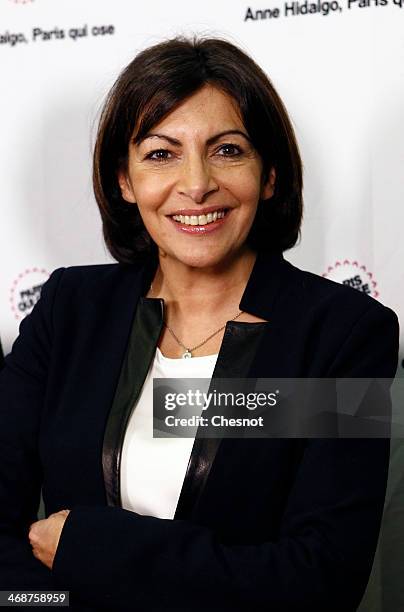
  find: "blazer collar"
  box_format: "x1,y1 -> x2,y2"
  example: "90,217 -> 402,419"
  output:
239,249 -> 286,319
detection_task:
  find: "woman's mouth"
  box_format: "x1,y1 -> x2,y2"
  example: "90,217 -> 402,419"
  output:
168,208 -> 230,234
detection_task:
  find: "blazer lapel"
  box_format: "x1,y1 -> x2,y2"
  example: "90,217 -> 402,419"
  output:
174,320 -> 268,519
102,296 -> 164,507
175,250 -> 288,518
101,253 -> 160,506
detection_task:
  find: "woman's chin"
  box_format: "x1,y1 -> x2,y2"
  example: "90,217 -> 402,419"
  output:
164,248 -> 233,270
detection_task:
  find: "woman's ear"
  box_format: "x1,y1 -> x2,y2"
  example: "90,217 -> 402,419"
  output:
117,170 -> 136,203
261,167 -> 276,200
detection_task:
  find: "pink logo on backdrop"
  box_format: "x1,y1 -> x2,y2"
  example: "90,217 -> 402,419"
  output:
322,260 -> 379,299
9,268 -> 49,320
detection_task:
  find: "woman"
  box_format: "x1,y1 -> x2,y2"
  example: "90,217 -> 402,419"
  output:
0,37 -> 399,611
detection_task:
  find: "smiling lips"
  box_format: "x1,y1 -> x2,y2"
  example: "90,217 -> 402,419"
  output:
171,209 -> 227,226
168,208 -> 230,233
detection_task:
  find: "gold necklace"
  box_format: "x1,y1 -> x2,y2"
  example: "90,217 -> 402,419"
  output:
149,283 -> 243,358
164,310 -> 244,358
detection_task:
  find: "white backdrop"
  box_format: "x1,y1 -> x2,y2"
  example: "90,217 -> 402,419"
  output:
1,0 -> 404,606
1,0 -> 403,358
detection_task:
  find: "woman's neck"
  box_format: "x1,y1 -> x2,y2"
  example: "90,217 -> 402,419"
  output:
149,248 -> 257,320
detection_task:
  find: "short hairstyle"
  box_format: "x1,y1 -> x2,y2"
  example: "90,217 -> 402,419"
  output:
93,36 -> 303,263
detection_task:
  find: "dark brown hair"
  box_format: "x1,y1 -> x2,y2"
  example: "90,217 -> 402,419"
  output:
93,36 -> 303,263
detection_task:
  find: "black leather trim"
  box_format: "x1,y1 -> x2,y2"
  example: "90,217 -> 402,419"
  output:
174,320 -> 268,519
102,297 -> 164,507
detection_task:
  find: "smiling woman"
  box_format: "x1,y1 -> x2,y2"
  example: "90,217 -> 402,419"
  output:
93,37 -> 302,263
0,36 -> 399,612
118,85 -> 274,276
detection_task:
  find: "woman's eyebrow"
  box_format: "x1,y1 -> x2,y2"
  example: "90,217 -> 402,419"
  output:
136,130 -> 251,146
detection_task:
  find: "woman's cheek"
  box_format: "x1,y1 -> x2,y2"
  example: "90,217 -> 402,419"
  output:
134,175 -> 175,210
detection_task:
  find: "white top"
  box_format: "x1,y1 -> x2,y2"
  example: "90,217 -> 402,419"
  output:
120,347 -> 218,519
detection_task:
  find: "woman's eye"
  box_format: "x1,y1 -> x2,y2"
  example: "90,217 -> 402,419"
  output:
145,149 -> 172,162
217,143 -> 242,157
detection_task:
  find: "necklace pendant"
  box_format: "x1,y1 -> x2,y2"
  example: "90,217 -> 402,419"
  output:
182,349 -> 192,359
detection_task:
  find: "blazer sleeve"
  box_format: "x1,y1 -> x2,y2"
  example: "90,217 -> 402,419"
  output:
0,268 -> 65,590
51,300 -> 400,612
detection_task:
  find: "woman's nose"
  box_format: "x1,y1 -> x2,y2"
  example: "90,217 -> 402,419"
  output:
176,155 -> 219,203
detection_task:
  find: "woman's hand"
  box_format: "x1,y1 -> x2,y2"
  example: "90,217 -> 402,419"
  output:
28,509 -> 70,569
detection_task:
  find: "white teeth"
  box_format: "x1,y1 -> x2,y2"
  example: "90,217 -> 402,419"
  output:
171,209 -> 227,225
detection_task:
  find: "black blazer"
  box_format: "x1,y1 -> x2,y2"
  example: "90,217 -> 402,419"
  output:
0,250 -> 399,612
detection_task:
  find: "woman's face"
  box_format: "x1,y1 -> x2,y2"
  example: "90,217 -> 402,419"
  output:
118,84 -> 275,269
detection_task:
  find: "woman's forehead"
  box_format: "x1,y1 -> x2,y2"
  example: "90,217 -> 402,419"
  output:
135,85 -> 245,142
